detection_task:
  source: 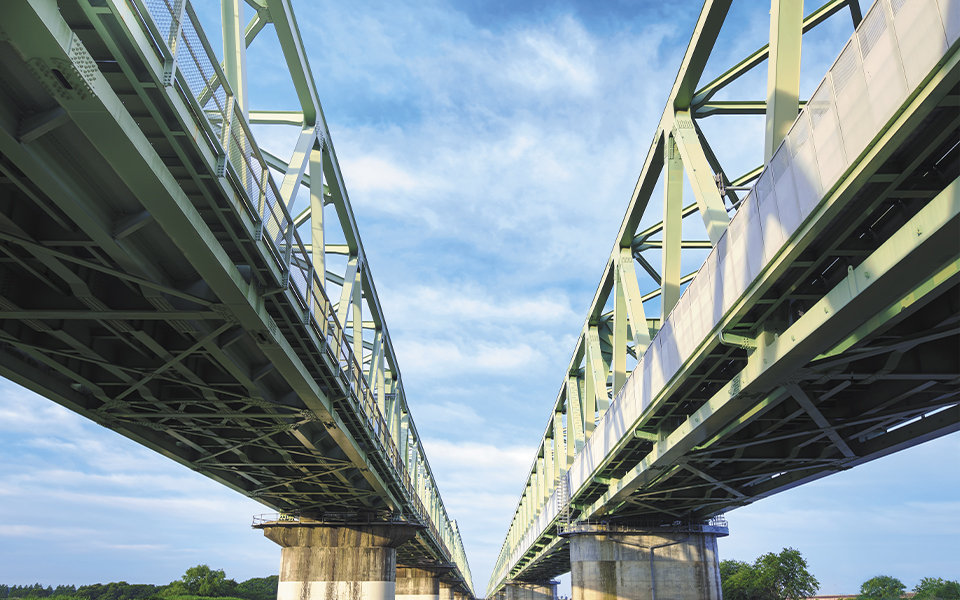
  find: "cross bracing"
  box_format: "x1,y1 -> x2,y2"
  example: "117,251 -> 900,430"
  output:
0,0 -> 472,593
488,0 -> 959,594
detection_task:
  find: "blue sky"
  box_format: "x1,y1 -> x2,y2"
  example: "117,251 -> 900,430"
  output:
1,0 -> 958,595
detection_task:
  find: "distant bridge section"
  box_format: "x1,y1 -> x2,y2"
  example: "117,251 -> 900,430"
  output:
489,0 -> 959,597
0,0 -> 473,597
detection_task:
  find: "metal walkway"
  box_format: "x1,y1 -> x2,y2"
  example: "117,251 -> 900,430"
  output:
0,0 -> 472,594
488,0 -> 959,593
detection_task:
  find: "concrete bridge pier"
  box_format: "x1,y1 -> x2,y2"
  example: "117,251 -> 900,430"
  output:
504,581 -> 557,600
567,525 -> 725,600
260,522 -> 420,600
396,566 -> 442,600
438,580 -> 456,600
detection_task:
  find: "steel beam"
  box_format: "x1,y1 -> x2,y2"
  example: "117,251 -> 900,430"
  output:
765,0 -> 804,162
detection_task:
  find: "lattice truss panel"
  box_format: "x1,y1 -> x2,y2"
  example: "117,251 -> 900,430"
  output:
0,0 -> 472,591
488,0 -> 959,593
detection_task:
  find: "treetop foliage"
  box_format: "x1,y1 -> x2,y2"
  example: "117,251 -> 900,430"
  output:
721,547 -> 819,600
913,577 -> 960,600
856,575 -> 960,600
858,575 -> 907,600
0,567 -> 277,600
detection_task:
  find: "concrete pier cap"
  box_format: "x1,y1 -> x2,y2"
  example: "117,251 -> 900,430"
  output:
255,514 -> 424,600
561,518 -> 728,600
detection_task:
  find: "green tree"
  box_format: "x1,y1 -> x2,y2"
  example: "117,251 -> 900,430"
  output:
51,587 -> 76,597
858,575 -> 906,600
721,559 -> 763,600
720,547 -> 819,600
720,560 -> 750,580
235,577 -> 278,600
158,581 -> 188,599
177,565 -> 237,597
914,578 -> 960,600
755,548 -> 819,600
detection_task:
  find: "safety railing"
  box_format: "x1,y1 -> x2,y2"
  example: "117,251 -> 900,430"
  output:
124,0 -> 468,585
556,515 -> 729,536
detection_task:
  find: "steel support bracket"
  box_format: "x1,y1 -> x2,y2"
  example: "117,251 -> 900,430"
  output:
717,330 -> 758,349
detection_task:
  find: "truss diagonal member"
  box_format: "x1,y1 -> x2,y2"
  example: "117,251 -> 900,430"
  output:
114,323 -> 232,403
847,0 -> 863,26
633,252 -> 662,285
194,417 -> 313,465
622,498 -> 684,517
682,463 -> 747,498
264,0 -> 321,125
336,256 -> 359,326
787,384 -> 857,458
585,326 -> 609,426
671,111 -> 729,244
262,149 -> 333,208
693,119 -> 741,207
631,202 -> 700,250
617,248 -> 651,355
280,128 -> 318,212
243,2 -> 272,47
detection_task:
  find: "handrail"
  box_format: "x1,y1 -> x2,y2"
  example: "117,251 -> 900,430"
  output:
121,0 -> 470,587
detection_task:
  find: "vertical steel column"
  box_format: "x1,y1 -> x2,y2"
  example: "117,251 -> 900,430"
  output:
612,262 -> 628,395
567,376 -> 585,454
765,0 -> 803,162
662,134 -> 683,318
309,144 -> 325,288
552,411 -> 564,477
221,0 -> 248,117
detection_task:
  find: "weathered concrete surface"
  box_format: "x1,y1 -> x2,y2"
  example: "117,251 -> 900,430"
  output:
262,524 -> 418,600
569,531 -> 721,600
504,582 -> 556,600
396,566 -> 440,600
439,581 -> 456,600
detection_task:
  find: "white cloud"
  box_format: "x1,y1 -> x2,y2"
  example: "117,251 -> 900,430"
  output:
0,386 -> 86,434
0,524 -> 100,539
504,17 -> 599,96
387,285 -> 578,326
422,439 -> 537,574
415,401 -> 485,429
397,338 -> 541,375
341,155 -> 427,194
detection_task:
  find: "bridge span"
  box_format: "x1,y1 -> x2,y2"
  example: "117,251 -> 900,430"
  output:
0,0 -> 474,598
488,0 -> 959,598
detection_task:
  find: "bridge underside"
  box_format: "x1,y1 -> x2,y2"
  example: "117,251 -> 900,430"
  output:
0,0 -> 449,571
504,47 -> 960,588
584,87 -> 960,523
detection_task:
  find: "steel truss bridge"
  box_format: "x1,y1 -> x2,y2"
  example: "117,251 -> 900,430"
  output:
0,0 -> 473,594
488,0 -> 959,595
